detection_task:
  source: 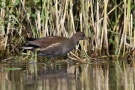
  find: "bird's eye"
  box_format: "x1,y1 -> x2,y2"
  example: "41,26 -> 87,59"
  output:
82,34 -> 85,37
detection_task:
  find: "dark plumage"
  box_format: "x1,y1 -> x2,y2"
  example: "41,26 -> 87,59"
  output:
21,32 -> 86,58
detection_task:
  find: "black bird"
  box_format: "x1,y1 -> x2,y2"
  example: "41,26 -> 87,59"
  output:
21,32 -> 86,58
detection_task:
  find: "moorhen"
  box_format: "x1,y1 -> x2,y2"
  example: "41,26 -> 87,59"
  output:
21,32 -> 86,58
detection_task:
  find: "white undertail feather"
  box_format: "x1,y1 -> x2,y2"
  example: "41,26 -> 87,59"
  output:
20,46 -> 34,50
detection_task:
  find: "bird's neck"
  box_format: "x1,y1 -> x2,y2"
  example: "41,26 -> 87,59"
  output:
70,36 -> 78,45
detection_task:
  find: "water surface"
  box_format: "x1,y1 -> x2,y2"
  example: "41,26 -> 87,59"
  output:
0,60 -> 134,90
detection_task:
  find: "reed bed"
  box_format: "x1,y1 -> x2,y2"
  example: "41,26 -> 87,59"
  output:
0,0 -> 134,60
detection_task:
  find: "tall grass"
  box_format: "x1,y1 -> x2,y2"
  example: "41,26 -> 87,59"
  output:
0,0 -> 134,60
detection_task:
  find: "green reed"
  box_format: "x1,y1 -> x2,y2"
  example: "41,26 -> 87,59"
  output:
0,0 -> 134,61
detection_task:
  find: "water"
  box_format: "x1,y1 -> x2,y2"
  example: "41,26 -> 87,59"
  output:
0,60 -> 134,90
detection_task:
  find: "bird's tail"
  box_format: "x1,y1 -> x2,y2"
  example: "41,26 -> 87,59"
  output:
20,44 -> 39,50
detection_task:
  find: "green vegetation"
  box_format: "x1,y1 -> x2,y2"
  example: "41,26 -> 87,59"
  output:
0,0 -> 135,61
